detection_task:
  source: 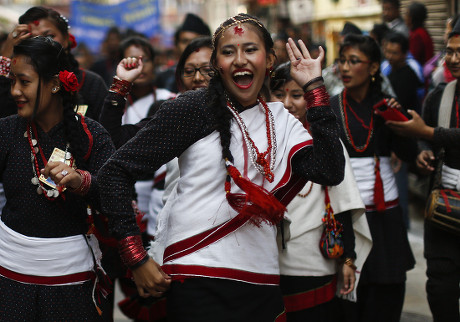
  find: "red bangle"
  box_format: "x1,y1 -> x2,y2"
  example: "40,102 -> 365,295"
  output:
118,235 -> 148,268
0,56 -> 11,77
109,76 -> 132,98
71,169 -> 91,195
303,85 -> 330,109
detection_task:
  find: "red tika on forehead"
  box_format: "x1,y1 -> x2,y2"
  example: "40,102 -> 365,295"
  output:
285,88 -> 289,92
33,20 -> 39,26
12,59 -> 17,65
234,26 -> 244,36
195,48 -> 200,52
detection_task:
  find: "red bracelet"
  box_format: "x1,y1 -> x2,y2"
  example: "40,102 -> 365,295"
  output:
303,85 -> 330,109
71,169 -> 91,195
0,56 -> 11,77
118,235 -> 148,268
109,76 -> 132,98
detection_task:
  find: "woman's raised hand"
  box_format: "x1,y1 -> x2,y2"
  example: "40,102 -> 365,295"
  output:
286,38 -> 324,91
116,56 -> 143,83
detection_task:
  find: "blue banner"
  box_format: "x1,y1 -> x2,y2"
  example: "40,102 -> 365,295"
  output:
70,0 -> 161,54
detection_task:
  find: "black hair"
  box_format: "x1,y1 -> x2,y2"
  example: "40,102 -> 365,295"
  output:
448,14 -> 460,39
175,36 -> 212,92
174,13 -> 211,46
407,2 -> 428,29
270,61 -> 292,92
340,34 -> 383,98
119,36 -> 155,63
13,36 -> 88,169
18,6 -> 80,72
382,0 -> 400,8
208,13 -> 274,165
371,23 -> 390,46
384,31 -> 409,53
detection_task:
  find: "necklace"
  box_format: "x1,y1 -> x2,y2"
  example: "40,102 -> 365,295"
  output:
297,182 -> 314,198
26,123 -> 72,200
226,95 -> 277,182
340,89 -> 374,152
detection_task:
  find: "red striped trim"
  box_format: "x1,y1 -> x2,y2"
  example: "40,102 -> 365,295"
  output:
365,198 -> 399,212
283,277 -> 336,312
162,264 -> 280,285
77,68 -> 86,91
153,171 -> 166,185
0,265 -> 94,285
163,213 -> 247,263
79,115 -> 93,161
275,310 -> 287,322
272,140 -> 312,205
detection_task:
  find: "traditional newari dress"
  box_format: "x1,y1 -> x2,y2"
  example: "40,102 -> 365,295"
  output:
0,115 -> 114,320
331,90 -> 416,321
278,144 -> 372,320
99,87 -> 345,320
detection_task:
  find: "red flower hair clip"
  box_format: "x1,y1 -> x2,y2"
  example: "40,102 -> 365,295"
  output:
68,33 -> 77,49
59,70 -> 79,92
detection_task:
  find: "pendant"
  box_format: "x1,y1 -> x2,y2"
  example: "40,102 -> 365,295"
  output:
24,131 -> 28,138
65,152 -> 71,160
31,177 -> 39,185
46,189 -> 54,197
37,186 -> 43,195
34,147 -> 39,154
52,190 -> 59,198
31,139 -> 37,146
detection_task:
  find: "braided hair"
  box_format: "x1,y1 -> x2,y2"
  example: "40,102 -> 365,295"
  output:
208,13 -> 275,165
13,36 -> 89,170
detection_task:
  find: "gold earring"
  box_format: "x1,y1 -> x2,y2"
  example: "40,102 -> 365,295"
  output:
371,75 -> 375,82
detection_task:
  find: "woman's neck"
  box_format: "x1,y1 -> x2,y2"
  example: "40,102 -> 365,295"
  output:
34,101 -> 64,133
131,84 -> 152,101
347,82 -> 370,103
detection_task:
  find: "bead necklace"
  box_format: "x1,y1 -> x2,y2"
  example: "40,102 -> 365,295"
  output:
26,123 -> 72,200
297,182 -> 314,198
226,95 -> 277,182
340,89 -> 374,152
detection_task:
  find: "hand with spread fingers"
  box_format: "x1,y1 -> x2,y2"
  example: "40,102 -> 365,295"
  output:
132,258 -> 172,298
2,24 -> 32,57
116,56 -> 143,83
286,38 -> 324,91
40,161 -> 81,190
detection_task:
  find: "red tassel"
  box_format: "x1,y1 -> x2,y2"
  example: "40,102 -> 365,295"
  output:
226,164 -> 286,226
373,156 -> 386,212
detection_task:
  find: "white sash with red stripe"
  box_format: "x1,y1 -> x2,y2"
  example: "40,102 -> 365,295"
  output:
349,156 -> 398,208
0,219 -> 96,285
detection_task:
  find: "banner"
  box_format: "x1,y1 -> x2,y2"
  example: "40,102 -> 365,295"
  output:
70,0 -> 161,54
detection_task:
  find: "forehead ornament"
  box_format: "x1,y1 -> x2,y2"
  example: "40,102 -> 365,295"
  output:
212,16 -> 263,48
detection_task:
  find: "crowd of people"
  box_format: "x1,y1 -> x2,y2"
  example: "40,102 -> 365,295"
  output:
0,1 -> 459,321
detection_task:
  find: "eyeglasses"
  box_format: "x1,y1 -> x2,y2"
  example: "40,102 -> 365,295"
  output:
183,66 -> 213,78
338,58 -> 370,66
445,49 -> 460,58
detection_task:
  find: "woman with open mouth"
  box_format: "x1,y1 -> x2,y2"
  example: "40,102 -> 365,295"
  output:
99,13 -> 345,321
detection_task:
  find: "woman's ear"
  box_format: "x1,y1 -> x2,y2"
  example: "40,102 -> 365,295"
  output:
266,52 -> 276,70
369,61 -> 379,77
51,76 -> 60,93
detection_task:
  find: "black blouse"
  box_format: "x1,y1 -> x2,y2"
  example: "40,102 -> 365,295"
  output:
98,88 -> 345,240
331,91 -> 417,163
0,115 -> 115,238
